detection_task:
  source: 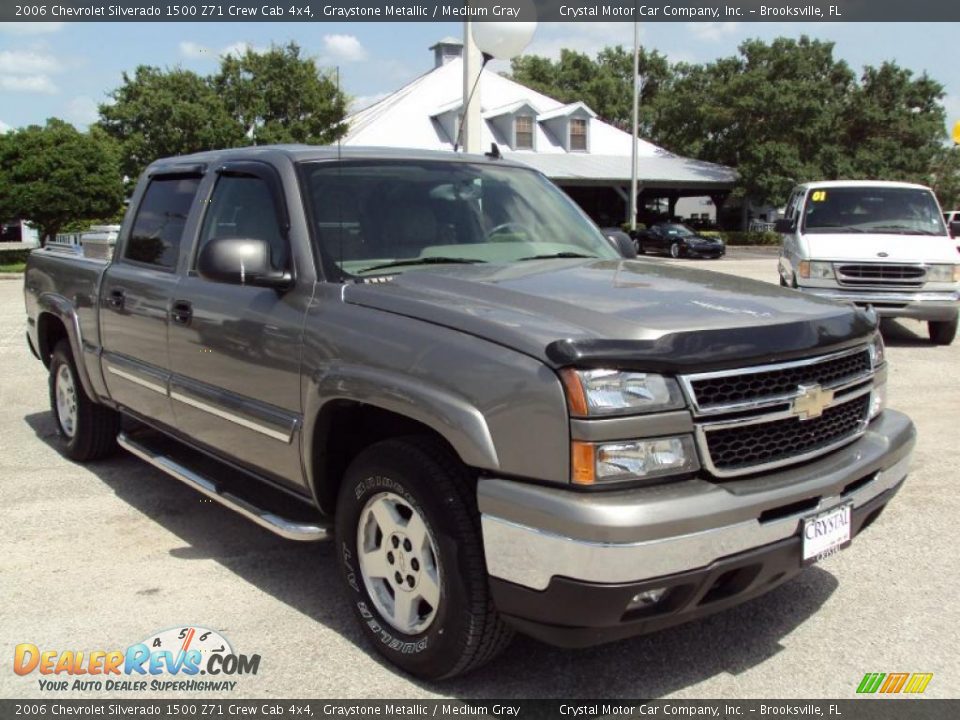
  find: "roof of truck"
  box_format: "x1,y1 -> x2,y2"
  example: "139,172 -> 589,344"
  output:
147,145 -> 528,172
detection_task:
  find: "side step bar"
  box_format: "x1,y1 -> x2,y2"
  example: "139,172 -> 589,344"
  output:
118,432 -> 331,542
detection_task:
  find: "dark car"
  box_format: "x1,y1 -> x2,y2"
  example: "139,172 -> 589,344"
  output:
638,223 -> 725,259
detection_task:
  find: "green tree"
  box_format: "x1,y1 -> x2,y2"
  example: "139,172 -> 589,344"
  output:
836,62 -> 946,180
0,119 -> 124,245
652,37 -> 856,207
98,65 -> 244,181
929,145 -> 960,211
509,46 -> 671,134
214,42 -> 348,145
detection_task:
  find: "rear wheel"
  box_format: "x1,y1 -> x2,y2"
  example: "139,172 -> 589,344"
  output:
48,340 -> 120,461
670,242 -> 681,259
635,239 -> 645,255
929,317 -> 958,345
335,437 -> 512,679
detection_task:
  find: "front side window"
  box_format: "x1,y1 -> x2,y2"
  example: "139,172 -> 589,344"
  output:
197,175 -> 288,272
802,187 -> 947,236
126,176 -> 201,269
515,115 -> 534,149
569,118 -> 587,151
303,161 -> 619,278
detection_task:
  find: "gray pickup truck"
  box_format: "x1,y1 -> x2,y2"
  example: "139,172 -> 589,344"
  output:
24,147 -> 915,679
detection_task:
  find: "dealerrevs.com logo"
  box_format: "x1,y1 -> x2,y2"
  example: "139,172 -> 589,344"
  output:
856,672 -> 934,694
13,626 -> 260,692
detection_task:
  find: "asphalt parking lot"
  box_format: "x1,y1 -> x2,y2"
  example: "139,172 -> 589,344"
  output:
2,252 -> 958,700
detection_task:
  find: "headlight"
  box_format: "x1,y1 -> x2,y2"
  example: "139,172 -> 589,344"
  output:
798,260 -> 835,279
571,436 -> 699,485
559,369 -> 685,416
925,264 -> 960,283
868,333 -> 886,368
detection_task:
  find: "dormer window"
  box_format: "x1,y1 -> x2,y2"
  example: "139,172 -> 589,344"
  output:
515,116 -> 534,149
570,118 -> 587,151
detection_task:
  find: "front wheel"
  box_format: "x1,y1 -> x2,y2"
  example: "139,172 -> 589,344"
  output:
670,242 -> 681,259
335,437 -> 512,679
929,317 -> 958,345
48,340 -> 120,461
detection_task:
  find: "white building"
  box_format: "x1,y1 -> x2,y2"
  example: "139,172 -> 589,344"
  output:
343,39 -> 736,228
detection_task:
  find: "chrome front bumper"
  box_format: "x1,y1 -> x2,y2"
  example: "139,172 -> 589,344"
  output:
479,410 -> 914,591
797,287 -> 959,320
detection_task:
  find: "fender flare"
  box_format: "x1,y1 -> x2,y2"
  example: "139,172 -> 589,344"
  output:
302,364 -> 500,505
36,293 -> 99,402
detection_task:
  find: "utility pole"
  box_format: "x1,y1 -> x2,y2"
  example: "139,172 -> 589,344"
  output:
462,20 -> 483,154
629,20 -> 640,231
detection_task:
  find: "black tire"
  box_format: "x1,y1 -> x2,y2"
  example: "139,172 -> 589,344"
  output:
635,239 -> 645,255
929,317 -> 958,345
335,437 -> 513,679
670,242 -> 681,259
779,274 -> 788,287
48,340 -> 120,461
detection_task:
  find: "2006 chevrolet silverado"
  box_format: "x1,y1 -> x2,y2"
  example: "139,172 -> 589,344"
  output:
24,147 -> 915,679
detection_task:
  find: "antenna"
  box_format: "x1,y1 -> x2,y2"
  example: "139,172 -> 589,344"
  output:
453,53 -> 492,153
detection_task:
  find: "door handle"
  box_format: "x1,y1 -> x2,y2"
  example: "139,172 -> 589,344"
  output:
171,300 -> 193,325
107,289 -> 125,309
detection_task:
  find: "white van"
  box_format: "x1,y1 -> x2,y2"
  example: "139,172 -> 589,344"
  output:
777,180 -> 960,345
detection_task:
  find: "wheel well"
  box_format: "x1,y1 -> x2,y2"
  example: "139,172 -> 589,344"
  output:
312,401 -> 462,515
36,313 -> 68,367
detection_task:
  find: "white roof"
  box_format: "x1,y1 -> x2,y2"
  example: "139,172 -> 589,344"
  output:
343,58 -> 734,188
798,180 -> 933,191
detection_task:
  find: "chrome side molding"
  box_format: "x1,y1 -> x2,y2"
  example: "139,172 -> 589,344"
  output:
117,432 -> 331,542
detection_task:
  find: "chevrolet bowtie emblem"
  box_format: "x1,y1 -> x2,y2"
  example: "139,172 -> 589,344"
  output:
792,384 -> 834,420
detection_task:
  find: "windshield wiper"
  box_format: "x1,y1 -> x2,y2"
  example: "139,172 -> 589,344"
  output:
806,224 -> 866,233
871,225 -> 940,235
355,256 -> 487,275
517,252 -> 599,261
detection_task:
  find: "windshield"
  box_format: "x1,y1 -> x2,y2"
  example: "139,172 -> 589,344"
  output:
660,224 -> 696,237
802,186 -> 947,236
301,160 -> 619,277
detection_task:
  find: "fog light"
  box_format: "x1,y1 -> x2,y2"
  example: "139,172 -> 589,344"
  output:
627,587 -> 668,611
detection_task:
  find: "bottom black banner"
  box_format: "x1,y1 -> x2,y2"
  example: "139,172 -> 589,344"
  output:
0,700 -> 955,720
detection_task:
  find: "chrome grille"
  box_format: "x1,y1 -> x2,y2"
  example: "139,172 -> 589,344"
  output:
703,395 -> 870,475
689,349 -> 871,411
837,263 -> 925,288
680,346 -> 877,478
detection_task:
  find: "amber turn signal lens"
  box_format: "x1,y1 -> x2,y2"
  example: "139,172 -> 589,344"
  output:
571,441 -> 596,485
559,368 -> 589,416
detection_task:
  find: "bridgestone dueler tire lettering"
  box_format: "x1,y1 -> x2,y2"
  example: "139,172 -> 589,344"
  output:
335,436 -> 513,679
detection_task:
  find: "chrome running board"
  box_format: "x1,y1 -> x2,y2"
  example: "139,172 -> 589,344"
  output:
118,432 -> 331,542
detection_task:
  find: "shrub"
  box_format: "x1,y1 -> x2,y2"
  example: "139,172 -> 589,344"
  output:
0,248 -> 32,265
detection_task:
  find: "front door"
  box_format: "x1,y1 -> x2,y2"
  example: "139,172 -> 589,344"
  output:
166,163 -> 307,488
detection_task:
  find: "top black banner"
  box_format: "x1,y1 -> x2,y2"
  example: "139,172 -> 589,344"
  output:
1,0 -> 959,23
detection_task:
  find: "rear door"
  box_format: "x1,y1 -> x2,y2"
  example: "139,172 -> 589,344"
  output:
100,170 -> 204,426
166,162 -> 308,488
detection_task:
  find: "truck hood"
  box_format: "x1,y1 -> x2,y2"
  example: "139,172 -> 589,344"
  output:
804,233 -> 957,263
343,259 -> 877,371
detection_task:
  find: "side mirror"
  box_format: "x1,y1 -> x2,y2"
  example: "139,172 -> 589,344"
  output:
950,220 -> 960,239
197,237 -> 292,290
605,230 -> 638,259
774,218 -> 796,234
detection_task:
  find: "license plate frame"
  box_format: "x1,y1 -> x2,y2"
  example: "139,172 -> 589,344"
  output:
802,502 -> 853,564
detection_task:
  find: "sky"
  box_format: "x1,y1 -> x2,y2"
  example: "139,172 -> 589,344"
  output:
0,21 -> 957,135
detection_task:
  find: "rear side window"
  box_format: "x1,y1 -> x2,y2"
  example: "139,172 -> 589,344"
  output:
126,176 -> 201,269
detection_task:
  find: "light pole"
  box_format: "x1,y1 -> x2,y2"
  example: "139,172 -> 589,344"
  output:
629,20 -> 640,232
460,20 -> 537,154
